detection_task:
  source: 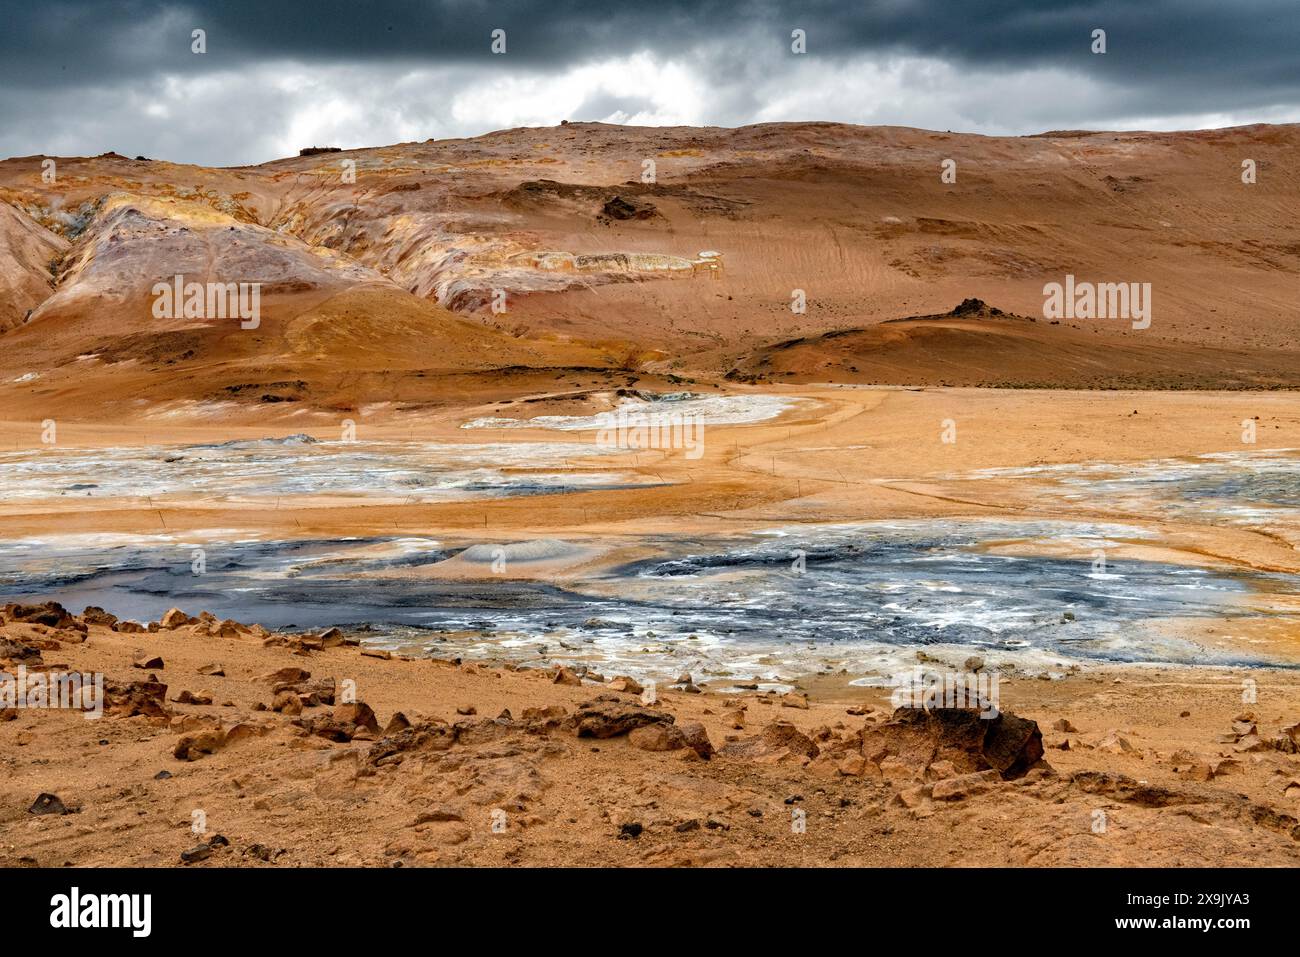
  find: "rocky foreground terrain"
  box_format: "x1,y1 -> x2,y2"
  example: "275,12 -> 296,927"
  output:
4,600 -> 1300,867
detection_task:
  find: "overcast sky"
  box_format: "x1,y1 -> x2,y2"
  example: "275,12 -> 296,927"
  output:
2,0 -> 1298,167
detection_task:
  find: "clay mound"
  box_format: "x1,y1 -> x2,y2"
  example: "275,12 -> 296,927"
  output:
725,300 -> 1300,390
456,539 -> 585,563
0,201 -> 67,331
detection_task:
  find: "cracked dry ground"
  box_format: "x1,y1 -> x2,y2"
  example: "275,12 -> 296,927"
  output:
3,603 -> 1300,867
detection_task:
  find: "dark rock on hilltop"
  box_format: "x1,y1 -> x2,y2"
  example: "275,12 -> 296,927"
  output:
950,297 -> 1004,317
601,195 -> 659,221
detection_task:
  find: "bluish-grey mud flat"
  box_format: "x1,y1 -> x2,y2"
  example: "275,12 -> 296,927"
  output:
1,387 -> 1298,687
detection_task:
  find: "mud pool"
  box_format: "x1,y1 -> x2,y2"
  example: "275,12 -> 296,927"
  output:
3,520 -> 1296,687
0,436 -> 649,502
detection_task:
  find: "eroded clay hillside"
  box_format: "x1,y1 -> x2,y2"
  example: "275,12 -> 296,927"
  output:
1,122 -> 1298,418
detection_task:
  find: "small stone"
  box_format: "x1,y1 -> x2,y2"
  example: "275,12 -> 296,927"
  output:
894,785 -> 931,808
261,667 -> 310,685
931,769 -> 1002,801
133,653 -> 164,670
173,730 -> 223,761
677,721 -> 715,759
781,691 -> 809,710
414,806 -> 464,824
81,606 -> 118,627
180,844 -> 212,864
1095,730 -> 1135,754
928,759 -> 958,780
1233,732 -> 1269,753
223,723 -> 267,745
174,689 -> 214,706
160,608 -> 193,629
607,676 -> 643,695
629,724 -> 687,752
838,755 -> 866,776
29,793 -> 72,815
334,701 -> 381,734
1212,758 -> 1243,776
384,712 -> 412,735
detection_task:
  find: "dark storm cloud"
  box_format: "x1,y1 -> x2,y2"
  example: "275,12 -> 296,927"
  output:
5,0 -> 1298,88
1,0 -> 1298,163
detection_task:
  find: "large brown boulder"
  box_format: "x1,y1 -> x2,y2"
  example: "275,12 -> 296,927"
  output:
860,707 -> 1045,780
569,695 -> 674,738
